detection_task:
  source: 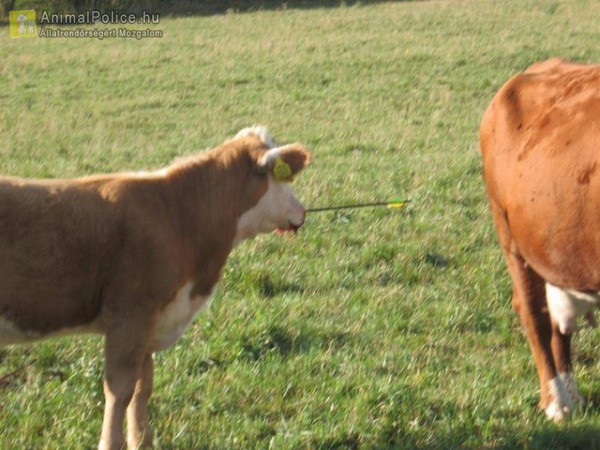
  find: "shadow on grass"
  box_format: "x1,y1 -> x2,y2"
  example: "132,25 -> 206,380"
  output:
185,324 -> 354,375
366,420 -> 600,450
498,425 -> 600,450
237,324 -> 353,361
356,386 -> 600,449
254,273 -> 305,298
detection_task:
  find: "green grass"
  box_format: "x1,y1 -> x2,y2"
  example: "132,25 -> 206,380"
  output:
1,0 -> 600,448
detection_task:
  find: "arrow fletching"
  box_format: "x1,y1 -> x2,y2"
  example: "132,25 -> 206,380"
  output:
386,199 -> 409,209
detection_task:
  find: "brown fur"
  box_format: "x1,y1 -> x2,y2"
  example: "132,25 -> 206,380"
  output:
0,132 -> 311,449
0,135 -> 271,334
480,59 -> 600,413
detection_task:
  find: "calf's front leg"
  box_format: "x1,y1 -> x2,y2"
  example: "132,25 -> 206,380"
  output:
99,329 -> 148,450
127,353 -> 154,449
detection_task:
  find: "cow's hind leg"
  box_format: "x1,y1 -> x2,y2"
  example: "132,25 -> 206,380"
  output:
489,202 -> 572,421
127,353 -> 154,449
552,328 -> 584,407
545,285 -> 585,409
507,252 -> 573,421
508,251 -> 573,422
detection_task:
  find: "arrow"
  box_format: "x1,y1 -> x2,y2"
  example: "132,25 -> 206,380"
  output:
306,199 -> 411,213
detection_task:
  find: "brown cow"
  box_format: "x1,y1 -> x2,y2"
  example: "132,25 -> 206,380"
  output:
0,127 -> 311,449
480,58 -> 600,422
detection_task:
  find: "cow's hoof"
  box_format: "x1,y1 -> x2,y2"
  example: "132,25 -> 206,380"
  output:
545,376 -> 574,422
545,401 -> 571,422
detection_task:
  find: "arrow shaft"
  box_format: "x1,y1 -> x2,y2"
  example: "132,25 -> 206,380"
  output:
306,200 -> 410,213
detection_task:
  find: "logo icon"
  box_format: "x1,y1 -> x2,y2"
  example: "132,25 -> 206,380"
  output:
9,10 -> 37,38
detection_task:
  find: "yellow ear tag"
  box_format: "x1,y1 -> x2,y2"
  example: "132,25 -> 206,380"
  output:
273,157 -> 294,182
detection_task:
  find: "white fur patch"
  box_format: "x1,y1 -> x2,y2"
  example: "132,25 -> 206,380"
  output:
546,283 -> 600,335
258,146 -> 281,168
235,126 -> 275,148
545,376 -> 574,422
234,177 -> 304,245
151,282 -> 212,351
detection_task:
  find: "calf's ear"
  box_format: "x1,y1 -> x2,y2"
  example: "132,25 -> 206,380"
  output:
257,144 -> 312,182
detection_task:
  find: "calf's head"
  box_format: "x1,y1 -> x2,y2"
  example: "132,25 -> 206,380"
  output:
234,127 -> 312,243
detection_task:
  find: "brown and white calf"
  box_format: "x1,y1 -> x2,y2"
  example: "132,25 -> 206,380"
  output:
480,59 -> 599,422
0,127 -> 311,449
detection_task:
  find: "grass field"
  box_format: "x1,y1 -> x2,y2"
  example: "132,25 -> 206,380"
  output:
1,0 -> 600,448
